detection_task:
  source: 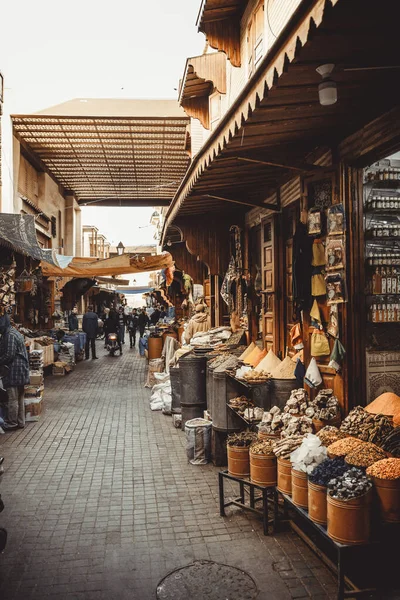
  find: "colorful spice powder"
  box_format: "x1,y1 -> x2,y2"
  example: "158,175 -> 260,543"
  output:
366,458 -> 400,480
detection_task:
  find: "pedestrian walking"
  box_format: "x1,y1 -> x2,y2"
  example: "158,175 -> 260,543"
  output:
117,306 -> 127,344
138,308 -> 149,337
68,307 -> 78,331
82,305 -> 98,360
127,308 -> 139,348
0,312 -> 30,430
150,305 -> 161,325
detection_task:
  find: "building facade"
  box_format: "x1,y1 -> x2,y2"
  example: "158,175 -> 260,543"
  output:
82,225 -> 111,259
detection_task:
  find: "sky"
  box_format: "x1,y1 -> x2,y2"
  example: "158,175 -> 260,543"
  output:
0,0 -> 204,251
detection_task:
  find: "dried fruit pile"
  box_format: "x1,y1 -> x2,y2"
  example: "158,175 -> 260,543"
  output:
309,457 -> 349,487
281,415 -> 313,437
259,406 -> 284,435
309,389 -> 340,421
250,440 -> 275,455
340,406 -> 393,445
380,429 -> 400,457
366,458 -> 400,480
273,435 -> 304,459
328,467 -> 372,500
345,442 -> 386,468
317,426 -> 347,447
327,437 -> 365,458
227,432 -> 258,447
283,389 -> 309,415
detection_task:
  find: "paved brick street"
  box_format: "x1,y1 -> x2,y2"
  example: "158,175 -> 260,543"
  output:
0,344 -> 338,600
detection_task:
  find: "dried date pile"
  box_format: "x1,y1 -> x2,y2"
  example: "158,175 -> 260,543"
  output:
250,440 -> 275,455
317,426 -> 347,447
366,457 -> 400,480
340,406 -> 393,445
327,437 -> 365,458
227,432 -> 258,447
380,429 -> 400,457
328,467 -> 372,500
345,442 -> 386,468
273,435 -> 304,459
308,457 -> 349,487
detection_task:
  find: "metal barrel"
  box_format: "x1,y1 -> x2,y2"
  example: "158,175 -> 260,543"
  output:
180,354 -> 207,429
170,367 -> 181,414
212,370 -> 242,432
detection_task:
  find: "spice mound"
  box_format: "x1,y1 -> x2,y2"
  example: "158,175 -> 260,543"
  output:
227,432 -> 258,447
270,356 -> 296,379
365,392 -> 400,416
273,435 -> 304,459
381,429 -> 400,457
290,433 -> 327,474
366,458 -> 400,480
250,440 -> 275,455
328,467 -> 372,500
327,437 -> 365,458
317,426 -> 347,447
309,457 -> 349,487
345,442 -> 386,468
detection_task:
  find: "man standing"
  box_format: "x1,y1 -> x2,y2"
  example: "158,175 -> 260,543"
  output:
127,309 -> 139,348
68,306 -> 78,331
0,312 -> 30,430
117,306 -> 127,345
82,305 -> 98,360
138,308 -> 149,338
150,305 -> 161,325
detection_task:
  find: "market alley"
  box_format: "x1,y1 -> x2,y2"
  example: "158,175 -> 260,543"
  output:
0,346 -> 338,600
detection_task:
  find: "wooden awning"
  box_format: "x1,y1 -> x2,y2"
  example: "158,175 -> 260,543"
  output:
179,53 -> 227,129
196,0 -> 246,67
12,99 -> 190,207
164,0 -> 400,234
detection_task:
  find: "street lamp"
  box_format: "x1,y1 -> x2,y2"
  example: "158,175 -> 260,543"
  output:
117,241 -> 125,256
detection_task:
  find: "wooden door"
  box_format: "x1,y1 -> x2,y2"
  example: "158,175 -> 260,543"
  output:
261,215 -> 280,353
282,203 -> 300,354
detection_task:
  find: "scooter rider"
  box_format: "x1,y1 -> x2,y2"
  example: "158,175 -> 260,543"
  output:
104,309 -> 122,355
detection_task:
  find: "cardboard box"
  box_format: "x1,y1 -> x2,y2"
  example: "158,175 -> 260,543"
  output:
29,373 -> 43,386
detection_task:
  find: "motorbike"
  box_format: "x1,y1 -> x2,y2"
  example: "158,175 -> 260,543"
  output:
106,333 -> 121,356
0,456 -> 6,554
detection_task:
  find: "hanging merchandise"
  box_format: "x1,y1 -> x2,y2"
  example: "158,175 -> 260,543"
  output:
311,330 -> 331,357
221,256 -> 236,310
325,271 -> 347,304
305,358 -> 323,388
308,208 -> 323,237
310,299 -> 323,330
293,222 -> 313,320
221,226 -> 245,315
327,204 -> 345,236
294,358 -> 306,386
327,305 -> 339,338
14,268 -> 34,293
311,268 -> 327,297
325,237 -> 345,271
328,338 -> 346,372
289,323 -> 304,350
311,240 -> 326,267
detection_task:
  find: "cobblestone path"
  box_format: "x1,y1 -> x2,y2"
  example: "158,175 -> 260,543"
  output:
0,344 -> 337,599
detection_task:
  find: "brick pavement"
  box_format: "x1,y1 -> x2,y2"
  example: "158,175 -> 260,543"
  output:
0,343 -> 338,600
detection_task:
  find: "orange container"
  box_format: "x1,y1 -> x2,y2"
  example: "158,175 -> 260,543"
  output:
308,481 -> 327,525
148,336 -> 163,360
227,445 -> 250,478
277,458 -> 292,495
327,490 -> 372,545
250,451 -> 277,486
372,476 -> 400,523
313,414 -> 341,433
258,431 -> 280,441
291,469 -> 308,509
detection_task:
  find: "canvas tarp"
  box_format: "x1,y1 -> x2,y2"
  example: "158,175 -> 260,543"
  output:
41,252 -> 174,277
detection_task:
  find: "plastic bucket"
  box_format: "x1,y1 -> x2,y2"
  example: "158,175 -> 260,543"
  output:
250,451 -> 277,486
372,476 -> 400,523
291,469 -> 308,509
327,490 -> 372,544
227,445 -> 250,478
308,481 -> 327,525
277,457 -> 292,495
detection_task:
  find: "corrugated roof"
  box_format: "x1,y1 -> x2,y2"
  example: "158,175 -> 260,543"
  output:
35,98 -> 187,118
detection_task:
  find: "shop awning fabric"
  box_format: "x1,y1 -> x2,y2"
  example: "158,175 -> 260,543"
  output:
40,252 -> 174,277
0,213 -> 58,265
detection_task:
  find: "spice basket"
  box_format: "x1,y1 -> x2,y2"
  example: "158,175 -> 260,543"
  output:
312,414 -> 341,432
227,445 -> 250,478
308,481 -> 327,525
327,489 -> 372,545
249,451 -> 277,486
258,430 -> 280,441
291,469 -> 308,509
371,476 -> 400,523
277,457 -> 292,495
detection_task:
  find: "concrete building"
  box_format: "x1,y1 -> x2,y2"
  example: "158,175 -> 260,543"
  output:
82,225 -> 110,259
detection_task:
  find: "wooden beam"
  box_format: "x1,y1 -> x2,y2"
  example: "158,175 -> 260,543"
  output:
194,193 -> 279,210
236,156 -> 325,173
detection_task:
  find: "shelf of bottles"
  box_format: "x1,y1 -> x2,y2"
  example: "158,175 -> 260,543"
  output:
364,159 -> 400,325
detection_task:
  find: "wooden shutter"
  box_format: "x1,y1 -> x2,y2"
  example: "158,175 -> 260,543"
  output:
254,2 -> 264,67
261,215 -> 280,352
247,21 -> 254,78
282,203 -> 300,353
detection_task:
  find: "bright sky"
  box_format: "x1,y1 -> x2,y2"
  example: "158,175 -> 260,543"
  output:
0,0 -> 204,249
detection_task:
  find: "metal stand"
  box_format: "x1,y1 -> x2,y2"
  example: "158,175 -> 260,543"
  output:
218,470 -> 276,535
275,491 -> 378,600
